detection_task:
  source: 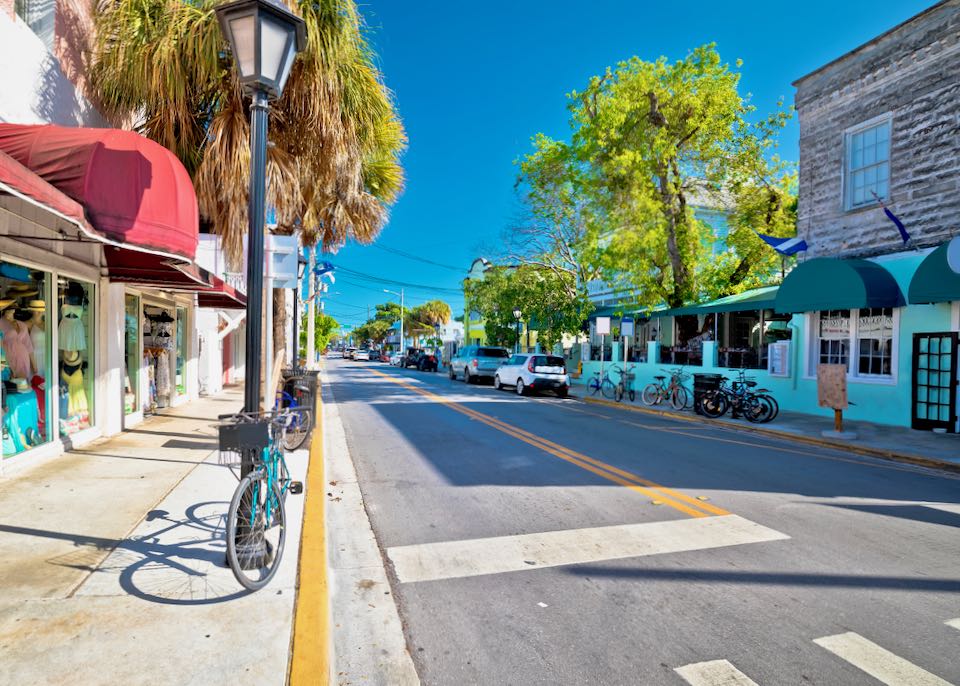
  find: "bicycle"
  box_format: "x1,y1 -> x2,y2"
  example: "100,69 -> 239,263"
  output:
697,369 -> 778,423
217,410 -> 304,591
641,368 -> 692,410
275,383 -> 314,451
588,365 -> 622,400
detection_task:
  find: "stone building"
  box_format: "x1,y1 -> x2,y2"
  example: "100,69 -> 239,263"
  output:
794,0 -> 960,259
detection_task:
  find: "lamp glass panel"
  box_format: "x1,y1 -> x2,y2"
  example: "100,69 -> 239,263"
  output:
276,37 -> 297,94
259,13 -> 290,84
228,15 -> 256,77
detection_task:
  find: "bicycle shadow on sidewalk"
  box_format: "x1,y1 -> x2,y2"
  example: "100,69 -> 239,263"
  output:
6,500 -> 253,605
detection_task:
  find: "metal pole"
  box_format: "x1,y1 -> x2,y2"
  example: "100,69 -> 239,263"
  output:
307,245 -> 316,368
292,262 -> 299,367
263,272 -> 273,412
243,89 -> 268,421
515,320 -> 520,353
399,289 -> 404,353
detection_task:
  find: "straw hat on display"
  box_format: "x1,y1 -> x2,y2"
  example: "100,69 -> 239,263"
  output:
63,350 -> 81,365
0,298 -> 14,311
14,377 -> 29,392
6,284 -> 38,299
26,300 -> 45,312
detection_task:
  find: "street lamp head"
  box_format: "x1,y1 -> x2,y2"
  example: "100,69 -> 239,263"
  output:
215,0 -> 306,100
512,308 -> 522,320
297,253 -> 307,279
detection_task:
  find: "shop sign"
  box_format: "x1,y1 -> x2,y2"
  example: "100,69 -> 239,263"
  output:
858,314 -> 893,339
768,341 -> 789,377
819,316 -> 849,340
621,317 -> 635,338
596,316 -> 611,335
817,363 -> 848,409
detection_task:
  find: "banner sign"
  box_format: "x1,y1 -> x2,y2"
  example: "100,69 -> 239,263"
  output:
621,317 -> 635,338
596,316 -> 611,336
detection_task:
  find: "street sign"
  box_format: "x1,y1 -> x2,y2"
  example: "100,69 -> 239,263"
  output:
596,316 -> 611,335
621,317 -> 635,338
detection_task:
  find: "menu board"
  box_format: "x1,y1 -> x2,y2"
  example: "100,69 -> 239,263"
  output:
768,341 -> 789,377
817,363 -> 848,409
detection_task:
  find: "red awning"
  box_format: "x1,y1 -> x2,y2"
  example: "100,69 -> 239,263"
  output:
198,273 -> 246,309
0,148 -> 96,236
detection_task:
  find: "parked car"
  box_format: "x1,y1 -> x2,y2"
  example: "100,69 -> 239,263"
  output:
379,351 -> 391,363
354,349 -> 371,361
493,353 -> 570,397
345,347 -> 357,359
449,345 -> 510,383
388,352 -> 402,366
414,349 -> 439,372
402,347 -> 422,368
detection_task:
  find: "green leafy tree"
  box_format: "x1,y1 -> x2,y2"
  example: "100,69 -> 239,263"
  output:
405,300 -> 451,344
300,313 -> 339,357
522,44 -> 795,308
464,265 -> 590,350
353,318 -> 393,346
374,301 -> 403,324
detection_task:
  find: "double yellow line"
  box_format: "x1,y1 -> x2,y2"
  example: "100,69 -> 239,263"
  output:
369,369 -> 728,519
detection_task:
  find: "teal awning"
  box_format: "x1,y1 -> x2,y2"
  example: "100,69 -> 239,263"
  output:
665,285 -> 779,316
775,258 -> 904,313
908,242 -> 960,304
588,303 -> 668,320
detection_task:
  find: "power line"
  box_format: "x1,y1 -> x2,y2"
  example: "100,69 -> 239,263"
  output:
336,276 -> 461,303
369,244 -> 467,273
332,264 -> 463,294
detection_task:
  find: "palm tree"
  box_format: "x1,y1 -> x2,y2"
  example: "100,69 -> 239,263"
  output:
90,0 -> 405,266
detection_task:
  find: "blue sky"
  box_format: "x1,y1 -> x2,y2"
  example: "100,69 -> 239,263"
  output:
319,0 -> 933,329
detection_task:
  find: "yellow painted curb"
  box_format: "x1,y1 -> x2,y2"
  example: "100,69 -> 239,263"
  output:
289,391 -> 330,685
579,394 -> 960,474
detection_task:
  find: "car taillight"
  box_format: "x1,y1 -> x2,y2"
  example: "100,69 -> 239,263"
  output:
471,358 -> 478,367
527,359 -> 535,372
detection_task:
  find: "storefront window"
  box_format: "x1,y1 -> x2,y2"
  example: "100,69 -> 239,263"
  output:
857,307 -> 894,376
1,262 -> 52,457
818,309 -> 851,367
176,306 -> 187,396
144,306 -> 174,410
124,295 -> 140,415
58,278 -> 94,437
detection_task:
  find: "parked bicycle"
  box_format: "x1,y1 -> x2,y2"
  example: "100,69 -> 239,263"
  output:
588,365 -> 628,400
696,369 -> 779,423
641,368 -> 692,410
275,385 -> 314,451
217,408 -> 308,591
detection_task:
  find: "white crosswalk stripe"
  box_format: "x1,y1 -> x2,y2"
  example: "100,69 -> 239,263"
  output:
814,632 -> 955,686
946,618 -> 960,632
675,659 -> 760,686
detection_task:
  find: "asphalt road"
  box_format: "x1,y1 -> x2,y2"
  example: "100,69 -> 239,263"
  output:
327,358 -> 960,686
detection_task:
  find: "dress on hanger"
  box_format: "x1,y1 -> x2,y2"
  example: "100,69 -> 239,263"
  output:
0,318 -> 33,378
59,304 -> 86,351
61,361 -> 89,420
156,350 -> 171,397
30,324 -> 45,378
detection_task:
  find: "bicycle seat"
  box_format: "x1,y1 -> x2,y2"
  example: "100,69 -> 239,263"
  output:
746,381 -> 757,387
654,375 -> 666,380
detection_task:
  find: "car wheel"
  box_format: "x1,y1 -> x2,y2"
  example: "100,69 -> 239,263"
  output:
449,367 -> 456,380
494,375 -> 502,390
464,368 -> 473,383
516,378 -> 526,396
556,386 -> 568,398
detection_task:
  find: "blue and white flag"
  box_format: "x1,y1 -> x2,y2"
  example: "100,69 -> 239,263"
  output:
870,191 -> 910,244
757,233 -> 808,255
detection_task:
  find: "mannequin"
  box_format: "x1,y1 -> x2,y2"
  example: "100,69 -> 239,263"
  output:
60,348 -> 89,431
0,306 -> 34,379
27,300 -> 45,379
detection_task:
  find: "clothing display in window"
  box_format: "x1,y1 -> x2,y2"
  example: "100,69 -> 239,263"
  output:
60,352 -> 89,431
156,349 -> 171,399
28,303 -> 46,378
0,312 -> 33,379
58,303 -> 87,351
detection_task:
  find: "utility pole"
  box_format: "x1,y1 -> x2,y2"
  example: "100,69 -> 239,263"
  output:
307,244 -> 316,368
384,288 -> 404,352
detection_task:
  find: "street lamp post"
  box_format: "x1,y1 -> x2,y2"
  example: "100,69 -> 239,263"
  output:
215,0 -> 306,418
292,252 -> 307,367
512,308 -> 522,354
384,288 -> 404,354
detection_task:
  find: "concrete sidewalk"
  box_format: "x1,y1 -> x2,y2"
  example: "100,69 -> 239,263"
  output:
0,388 -> 309,685
571,380 -> 960,472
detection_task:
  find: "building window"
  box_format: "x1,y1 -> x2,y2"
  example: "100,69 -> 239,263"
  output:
124,295 -> 140,415
58,278 -> 95,437
857,307 -> 894,376
846,119 -> 890,209
818,309 -> 851,367
14,0 -> 55,50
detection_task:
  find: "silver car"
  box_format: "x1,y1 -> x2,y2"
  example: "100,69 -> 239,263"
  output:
449,345 -> 510,383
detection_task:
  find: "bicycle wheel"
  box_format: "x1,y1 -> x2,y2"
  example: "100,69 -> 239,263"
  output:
226,471 -> 287,592
758,394 -> 779,422
699,390 -> 728,418
742,395 -> 770,423
615,383 -> 624,402
281,409 -> 313,452
588,379 -> 601,396
669,386 -> 690,411
641,383 -> 661,406
628,389 -> 635,402
600,379 -> 617,400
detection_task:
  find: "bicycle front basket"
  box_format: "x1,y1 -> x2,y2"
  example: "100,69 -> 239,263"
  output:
218,421 -> 270,452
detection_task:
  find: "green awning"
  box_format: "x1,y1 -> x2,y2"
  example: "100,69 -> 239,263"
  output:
775,258 -> 904,313
588,303 -> 668,320
908,242 -> 960,304
665,285 -> 779,316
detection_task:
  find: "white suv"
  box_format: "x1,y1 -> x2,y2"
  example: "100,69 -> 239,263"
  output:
493,353 -> 570,397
